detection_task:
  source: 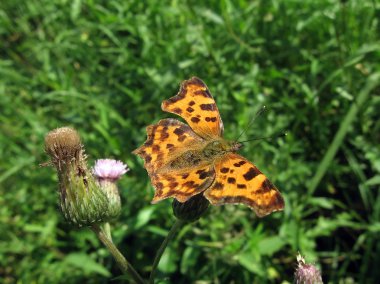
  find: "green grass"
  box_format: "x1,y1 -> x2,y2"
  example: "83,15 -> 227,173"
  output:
1,0 -> 380,283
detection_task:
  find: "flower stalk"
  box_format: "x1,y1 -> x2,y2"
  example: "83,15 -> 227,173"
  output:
92,225 -> 146,284
149,219 -> 185,284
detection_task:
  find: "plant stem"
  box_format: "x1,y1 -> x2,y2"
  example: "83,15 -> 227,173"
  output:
92,225 -> 146,284
149,219 -> 185,284
102,222 -> 112,241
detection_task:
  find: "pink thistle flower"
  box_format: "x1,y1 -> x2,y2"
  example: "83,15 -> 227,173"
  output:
93,159 -> 129,181
92,159 -> 128,219
294,253 -> 323,284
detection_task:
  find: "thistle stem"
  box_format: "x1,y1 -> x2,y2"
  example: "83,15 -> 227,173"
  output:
149,219 -> 185,284
92,225 -> 145,284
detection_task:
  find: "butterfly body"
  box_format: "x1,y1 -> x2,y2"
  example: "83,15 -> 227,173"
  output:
165,139 -> 241,170
203,140 -> 242,158
134,77 -> 284,217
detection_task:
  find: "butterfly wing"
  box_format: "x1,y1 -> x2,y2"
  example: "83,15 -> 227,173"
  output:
151,165 -> 215,203
133,118 -> 204,176
162,77 -> 224,139
204,153 -> 284,217
133,118 -> 216,203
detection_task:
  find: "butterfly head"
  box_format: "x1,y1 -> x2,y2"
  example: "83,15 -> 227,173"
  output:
230,141 -> 243,152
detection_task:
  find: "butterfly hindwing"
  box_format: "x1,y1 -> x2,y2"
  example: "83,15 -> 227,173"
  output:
151,165 -> 215,203
162,77 -> 224,139
204,153 -> 284,217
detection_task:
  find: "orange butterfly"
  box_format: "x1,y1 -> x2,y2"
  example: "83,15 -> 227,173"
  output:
133,77 -> 284,217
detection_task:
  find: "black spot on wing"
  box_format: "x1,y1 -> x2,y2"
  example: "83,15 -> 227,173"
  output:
220,167 -> 229,173
160,126 -> 169,140
191,117 -> 200,123
174,128 -> 185,136
169,182 -> 179,189
183,181 -> 197,188
200,104 -> 216,111
181,173 -> 189,179
233,161 -> 246,167
144,139 -> 153,147
205,117 -> 217,122
243,167 -> 260,181
173,107 -> 182,114
178,135 -> 186,142
213,182 -> 224,190
196,169 -> 210,180
156,182 -> 163,190
160,132 -> 169,140
254,179 -> 273,194
194,90 -> 211,98
165,94 -> 184,104
152,145 -> 160,153
227,177 -> 236,184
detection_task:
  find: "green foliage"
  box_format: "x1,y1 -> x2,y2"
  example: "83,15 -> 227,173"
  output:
1,0 -> 379,283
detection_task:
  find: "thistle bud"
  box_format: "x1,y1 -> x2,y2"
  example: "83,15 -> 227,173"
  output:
93,159 -> 129,219
294,253 -> 323,284
45,127 -> 109,227
172,193 -> 210,222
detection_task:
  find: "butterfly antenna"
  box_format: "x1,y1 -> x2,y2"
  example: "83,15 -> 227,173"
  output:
235,106 -> 267,142
239,131 -> 287,144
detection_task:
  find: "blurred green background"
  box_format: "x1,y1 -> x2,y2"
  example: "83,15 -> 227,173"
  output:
1,0 -> 379,283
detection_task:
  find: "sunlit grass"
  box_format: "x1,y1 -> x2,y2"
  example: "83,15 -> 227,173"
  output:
0,0 -> 379,283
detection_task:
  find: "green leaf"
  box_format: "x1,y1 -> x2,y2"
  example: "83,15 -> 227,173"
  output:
63,253 -> 111,277
237,253 -> 264,277
258,236 -> 286,256
308,197 -> 334,209
134,207 -> 155,230
180,247 -> 199,274
198,9 -> 224,25
365,176 -> 380,186
70,0 -> 82,20
158,247 -> 177,273
368,222 -> 380,233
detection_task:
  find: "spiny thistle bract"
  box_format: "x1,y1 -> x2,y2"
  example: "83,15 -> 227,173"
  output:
45,127 -> 111,227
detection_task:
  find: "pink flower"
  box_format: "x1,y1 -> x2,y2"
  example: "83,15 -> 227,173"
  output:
294,253 -> 323,284
93,159 -> 129,181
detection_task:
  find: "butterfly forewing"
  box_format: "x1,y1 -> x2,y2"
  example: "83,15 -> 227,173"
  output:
162,77 -> 224,139
133,118 -> 204,176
